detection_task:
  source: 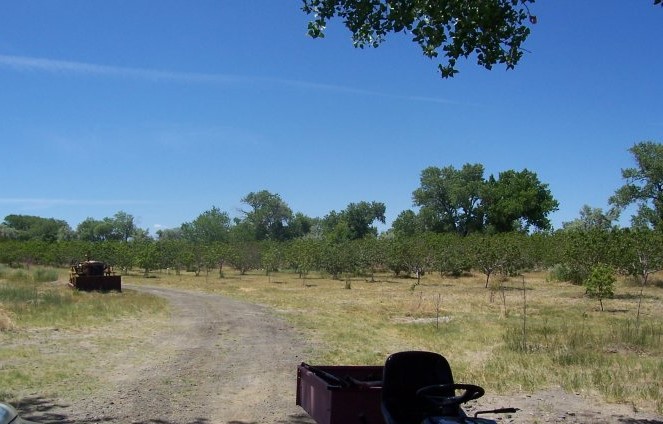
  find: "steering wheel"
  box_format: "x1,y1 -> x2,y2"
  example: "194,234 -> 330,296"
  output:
416,383 -> 485,412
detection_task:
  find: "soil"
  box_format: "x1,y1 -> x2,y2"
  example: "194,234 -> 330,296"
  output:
13,285 -> 663,424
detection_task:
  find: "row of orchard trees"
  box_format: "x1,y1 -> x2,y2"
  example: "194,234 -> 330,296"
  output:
1,229 -> 662,289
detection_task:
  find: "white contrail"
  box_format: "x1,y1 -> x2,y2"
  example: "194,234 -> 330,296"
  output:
0,54 -> 459,104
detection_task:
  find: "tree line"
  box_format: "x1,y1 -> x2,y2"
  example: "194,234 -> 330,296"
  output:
1,230 -> 661,288
1,142 -> 662,291
2,141 -> 661,243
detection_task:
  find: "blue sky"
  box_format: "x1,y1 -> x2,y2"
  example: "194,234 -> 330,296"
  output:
1,1 -> 661,234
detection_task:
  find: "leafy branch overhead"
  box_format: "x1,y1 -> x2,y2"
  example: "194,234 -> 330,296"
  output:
302,0 -> 663,78
302,0 -> 537,78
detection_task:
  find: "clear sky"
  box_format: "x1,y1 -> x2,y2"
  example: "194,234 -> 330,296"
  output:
1,1 -> 661,234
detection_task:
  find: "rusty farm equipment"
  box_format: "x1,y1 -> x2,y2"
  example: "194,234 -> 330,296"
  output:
69,259 -> 121,292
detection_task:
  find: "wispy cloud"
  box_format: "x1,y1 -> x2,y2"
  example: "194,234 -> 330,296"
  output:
0,54 -> 243,84
0,54 -> 459,105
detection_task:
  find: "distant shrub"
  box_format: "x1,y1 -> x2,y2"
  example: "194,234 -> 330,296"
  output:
547,263 -> 587,285
547,264 -> 569,282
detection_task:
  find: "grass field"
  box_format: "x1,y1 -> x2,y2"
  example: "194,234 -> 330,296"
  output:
1,264 -> 662,413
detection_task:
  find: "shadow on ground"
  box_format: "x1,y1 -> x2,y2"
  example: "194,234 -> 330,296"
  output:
13,396 -> 211,424
228,414 -> 315,424
13,396 -> 314,424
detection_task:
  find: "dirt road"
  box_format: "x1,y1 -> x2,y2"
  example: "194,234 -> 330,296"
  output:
24,285 -> 316,424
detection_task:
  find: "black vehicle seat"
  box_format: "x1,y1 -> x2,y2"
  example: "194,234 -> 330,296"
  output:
381,351 -> 458,424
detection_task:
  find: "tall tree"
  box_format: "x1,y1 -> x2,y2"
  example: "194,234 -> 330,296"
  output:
391,209 -> 424,238
286,212 -> 314,239
2,214 -> 71,242
241,190 -> 293,241
482,169 -> 558,233
322,201 -> 386,240
562,205 -> 620,231
410,164 -> 557,235
113,211 -> 137,242
610,141 -> 663,230
412,164 -> 485,235
76,217 -> 103,242
181,206 -> 231,244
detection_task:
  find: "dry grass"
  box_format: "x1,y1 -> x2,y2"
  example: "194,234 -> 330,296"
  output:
0,305 -> 13,331
0,270 -> 169,402
130,267 -> 663,413
2,266 -> 662,413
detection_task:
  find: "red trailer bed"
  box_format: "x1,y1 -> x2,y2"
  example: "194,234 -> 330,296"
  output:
296,363 -> 385,424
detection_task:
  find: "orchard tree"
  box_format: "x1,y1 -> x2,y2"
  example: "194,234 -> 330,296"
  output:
355,237 -> 386,281
319,240 -> 356,279
285,238 -> 321,281
584,265 -> 615,312
228,241 -> 262,275
468,233 -> 507,288
261,241 -> 283,278
431,233 -> 472,277
134,240 -> 160,277
610,141 -> 663,230
157,239 -> 186,274
557,229 -> 620,285
615,230 -> 663,324
394,236 -> 436,285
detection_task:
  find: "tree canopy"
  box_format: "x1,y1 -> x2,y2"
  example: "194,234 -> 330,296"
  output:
303,0 -> 537,78
2,214 -> 71,242
302,0 -> 662,78
180,206 -> 231,244
610,141 -> 663,230
483,169 -> 559,232
322,201 -> 386,241
241,190 -> 295,241
413,164 -> 485,234
411,163 -> 557,235
562,205 -> 620,232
